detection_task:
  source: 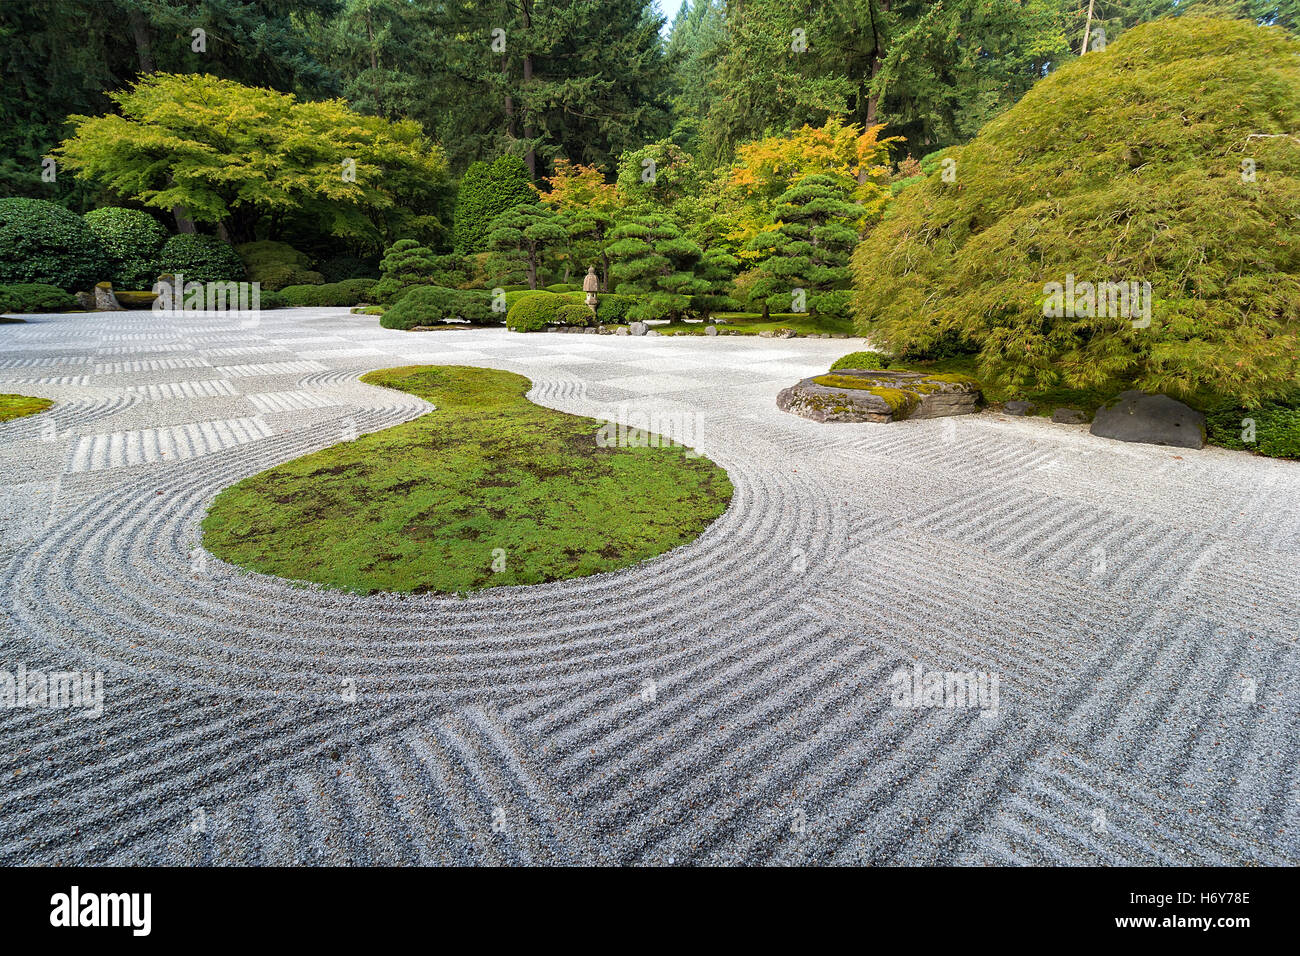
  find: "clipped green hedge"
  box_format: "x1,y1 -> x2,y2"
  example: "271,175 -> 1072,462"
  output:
380,285 -> 494,330
830,350 -> 891,371
555,303 -> 596,327
595,293 -> 635,325
157,234 -> 246,284
278,278 -> 376,307
544,282 -> 581,293
114,289 -> 159,308
0,283 -> 77,314
84,207 -> 168,288
0,197 -> 106,290
505,291 -> 572,332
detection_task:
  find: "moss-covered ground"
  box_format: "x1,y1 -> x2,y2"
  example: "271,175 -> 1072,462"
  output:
203,365 -> 733,594
0,393 -> 53,423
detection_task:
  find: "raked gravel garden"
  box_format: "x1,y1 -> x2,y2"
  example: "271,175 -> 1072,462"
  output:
1,306 -> 1297,865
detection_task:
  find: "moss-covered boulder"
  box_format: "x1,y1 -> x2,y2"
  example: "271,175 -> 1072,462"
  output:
777,369 -> 982,423
114,289 -> 159,309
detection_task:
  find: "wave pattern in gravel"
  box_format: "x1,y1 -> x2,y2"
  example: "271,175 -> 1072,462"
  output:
0,308 -> 1296,866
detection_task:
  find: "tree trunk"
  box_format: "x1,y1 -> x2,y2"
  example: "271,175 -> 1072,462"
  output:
504,44 -> 516,138
521,0 -> 536,178
865,0 -> 889,125
128,9 -> 155,73
172,206 -> 196,234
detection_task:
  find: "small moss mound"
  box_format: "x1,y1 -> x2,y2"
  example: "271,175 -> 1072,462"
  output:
923,372 -> 981,386
830,351 -> 890,371
811,373 -> 879,390
0,393 -> 53,423
866,386 -> 918,415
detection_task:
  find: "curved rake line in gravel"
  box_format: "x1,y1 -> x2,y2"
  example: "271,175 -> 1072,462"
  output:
4,312 -> 1298,867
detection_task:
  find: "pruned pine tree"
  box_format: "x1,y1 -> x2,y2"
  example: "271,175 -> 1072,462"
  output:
485,203 -> 568,290
607,215 -> 709,321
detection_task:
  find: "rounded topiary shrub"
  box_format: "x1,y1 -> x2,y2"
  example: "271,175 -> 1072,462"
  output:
380,286 -> 494,330
83,207 -> 168,289
0,198 -> 106,290
830,350 -> 891,371
506,291 -> 570,332
0,283 -> 77,314
595,293 -> 635,325
555,303 -> 596,327
156,234 -> 246,284
851,15 -> 1300,406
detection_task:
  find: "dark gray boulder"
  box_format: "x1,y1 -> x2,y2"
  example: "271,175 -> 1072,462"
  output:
1004,400 -> 1035,416
1090,390 -> 1205,449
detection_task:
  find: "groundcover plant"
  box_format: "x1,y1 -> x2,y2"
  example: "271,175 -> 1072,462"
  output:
0,0 -> 1294,932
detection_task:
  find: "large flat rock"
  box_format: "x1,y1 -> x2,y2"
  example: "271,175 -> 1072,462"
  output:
777,369 -> 983,423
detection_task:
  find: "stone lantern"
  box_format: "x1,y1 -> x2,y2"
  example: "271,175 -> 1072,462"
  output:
583,265 -> 599,314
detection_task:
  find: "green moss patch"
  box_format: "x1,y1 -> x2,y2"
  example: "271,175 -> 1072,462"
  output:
865,386 -> 918,415
811,373 -> 876,391
202,365 -> 733,594
0,393 -> 53,423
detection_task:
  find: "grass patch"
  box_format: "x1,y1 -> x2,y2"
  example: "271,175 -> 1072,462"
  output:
202,365 -> 733,594
0,393 -> 53,423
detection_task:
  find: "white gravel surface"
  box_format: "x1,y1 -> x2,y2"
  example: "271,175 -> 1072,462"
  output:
1,307 -> 1297,865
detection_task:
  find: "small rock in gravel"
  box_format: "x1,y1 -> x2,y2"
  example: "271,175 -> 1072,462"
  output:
1051,407 -> 1088,424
